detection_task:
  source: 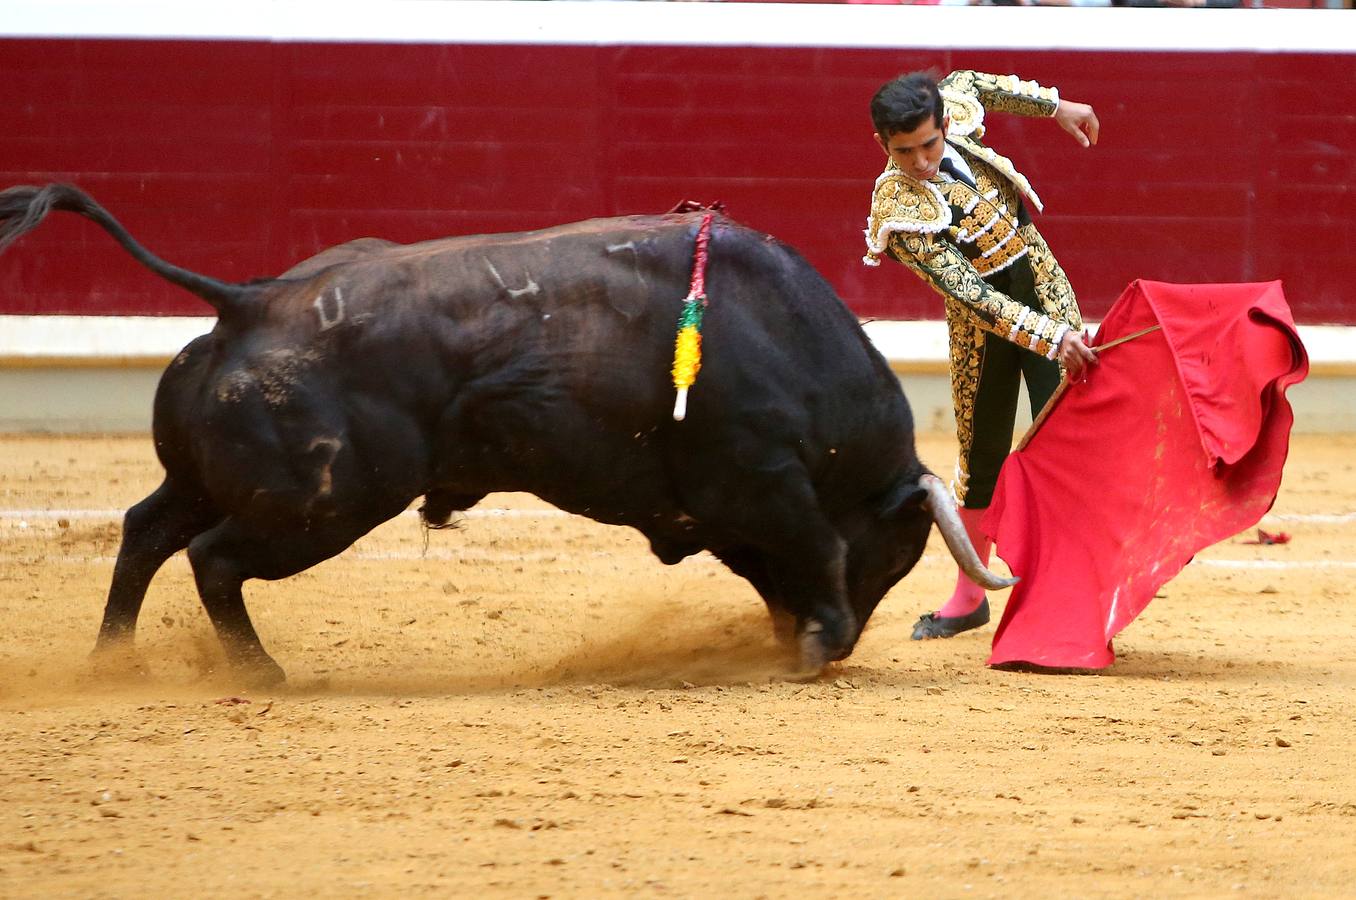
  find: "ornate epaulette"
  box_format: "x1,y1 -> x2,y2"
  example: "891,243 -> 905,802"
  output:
940,88 -> 985,140
862,170 -> 951,267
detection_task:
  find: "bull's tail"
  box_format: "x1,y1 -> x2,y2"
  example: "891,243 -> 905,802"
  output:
0,183 -> 254,319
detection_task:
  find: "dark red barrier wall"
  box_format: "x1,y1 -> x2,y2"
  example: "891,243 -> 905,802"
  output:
1,38 -> 1351,322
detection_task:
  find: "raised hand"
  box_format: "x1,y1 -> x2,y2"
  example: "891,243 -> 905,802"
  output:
1054,100 -> 1099,148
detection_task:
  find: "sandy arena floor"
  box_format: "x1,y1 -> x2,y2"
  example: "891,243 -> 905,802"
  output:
1,432 -> 1353,898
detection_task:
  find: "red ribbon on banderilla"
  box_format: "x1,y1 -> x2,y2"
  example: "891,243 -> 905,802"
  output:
671,212 -> 714,421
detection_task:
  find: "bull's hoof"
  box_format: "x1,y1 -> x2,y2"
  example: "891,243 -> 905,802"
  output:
790,622 -> 835,681
87,641 -> 150,682
911,599 -> 990,640
235,655 -> 287,689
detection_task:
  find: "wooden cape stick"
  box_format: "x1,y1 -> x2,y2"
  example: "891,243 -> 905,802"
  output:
1013,324 -> 1162,453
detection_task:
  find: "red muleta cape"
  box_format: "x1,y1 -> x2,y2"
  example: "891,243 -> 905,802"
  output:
983,280 -> 1309,669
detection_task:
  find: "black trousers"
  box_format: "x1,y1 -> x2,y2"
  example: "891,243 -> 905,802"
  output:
952,253 -> 1063,509
960,330 -> 1062,509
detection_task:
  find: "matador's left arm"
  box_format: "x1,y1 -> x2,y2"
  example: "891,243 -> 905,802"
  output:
940,69 -> 1099,148
939,70 -> 1060,120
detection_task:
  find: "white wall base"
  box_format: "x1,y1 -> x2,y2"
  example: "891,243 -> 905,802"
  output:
0,366 -> 166,432
1,316 -> 1351,434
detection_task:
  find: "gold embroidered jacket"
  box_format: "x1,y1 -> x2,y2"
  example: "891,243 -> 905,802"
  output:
863,70 -> 1082,358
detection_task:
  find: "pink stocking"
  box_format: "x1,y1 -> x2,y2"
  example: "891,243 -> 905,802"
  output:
936,506 -> 993,618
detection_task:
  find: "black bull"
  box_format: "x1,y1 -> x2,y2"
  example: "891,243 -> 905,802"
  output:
0,184 -> 1014,684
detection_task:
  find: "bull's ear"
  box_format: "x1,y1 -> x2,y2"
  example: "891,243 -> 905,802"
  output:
876,481 -> 929,519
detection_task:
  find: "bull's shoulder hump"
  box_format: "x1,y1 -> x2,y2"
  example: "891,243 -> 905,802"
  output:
271,212 -> 752,282
399,213 -> 740,263
507,212 -> 727,248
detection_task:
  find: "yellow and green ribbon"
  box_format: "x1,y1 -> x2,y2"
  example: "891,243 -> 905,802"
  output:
671,212 -> 714,421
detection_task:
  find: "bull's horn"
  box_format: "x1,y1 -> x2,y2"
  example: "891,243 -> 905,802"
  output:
919,474 -> 1019,591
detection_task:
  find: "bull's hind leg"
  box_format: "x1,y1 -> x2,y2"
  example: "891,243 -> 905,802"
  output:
185,516 -> 380,686
95,480 -> 221,658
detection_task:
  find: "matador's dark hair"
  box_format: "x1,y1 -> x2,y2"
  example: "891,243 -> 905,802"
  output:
870,71 -> 944,138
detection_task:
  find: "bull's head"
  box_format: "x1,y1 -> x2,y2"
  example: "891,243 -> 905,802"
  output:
839,473 -> 1016,655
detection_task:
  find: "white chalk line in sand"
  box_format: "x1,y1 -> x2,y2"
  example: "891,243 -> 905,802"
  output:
1,549 -> 1353,572
1,509 -> 1353,572
1193,559 -> 1356,570
2,509 -> 1353,524
0,548 -> 618,566
0,508 -> 570,522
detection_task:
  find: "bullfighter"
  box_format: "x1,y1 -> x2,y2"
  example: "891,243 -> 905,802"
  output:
863,69 -> 1101,639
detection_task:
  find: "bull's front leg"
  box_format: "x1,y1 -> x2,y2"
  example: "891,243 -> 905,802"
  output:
686,459 -> 857,677
711,545 -> 797,647
726,520 -> 856,674
775,547 -> 857,677
741,509 -> 856,674
94,481 -> 220,671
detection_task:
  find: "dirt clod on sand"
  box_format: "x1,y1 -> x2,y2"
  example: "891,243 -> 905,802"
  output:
2,433 -> 1355,897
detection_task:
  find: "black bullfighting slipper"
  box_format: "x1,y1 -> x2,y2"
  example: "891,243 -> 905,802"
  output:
910,599 -> 990,640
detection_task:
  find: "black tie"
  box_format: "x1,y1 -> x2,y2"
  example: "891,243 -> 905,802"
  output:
940,157 -> 977,191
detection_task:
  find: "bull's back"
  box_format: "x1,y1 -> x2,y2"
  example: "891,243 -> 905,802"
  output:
281,212 -> 910,469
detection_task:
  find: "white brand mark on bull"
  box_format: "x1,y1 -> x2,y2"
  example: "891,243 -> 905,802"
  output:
308,436 -> 342,498
314,287 -> 345,330
484,259 -> 540,299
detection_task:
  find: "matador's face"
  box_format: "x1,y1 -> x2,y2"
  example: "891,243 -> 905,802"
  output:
875,115 -> 950,182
